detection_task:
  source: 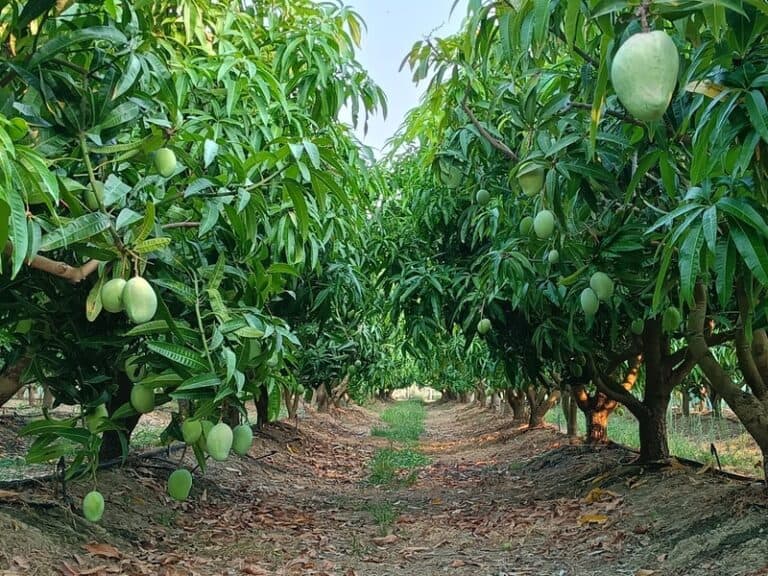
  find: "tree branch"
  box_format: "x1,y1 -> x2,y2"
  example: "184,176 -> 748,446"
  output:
736,280 -> 767,398
3,244 -> 100,283
461,98 -> 518,161
687,282 -> 745,402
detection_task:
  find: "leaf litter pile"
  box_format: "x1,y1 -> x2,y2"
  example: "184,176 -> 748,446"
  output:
1,402 -> 768,575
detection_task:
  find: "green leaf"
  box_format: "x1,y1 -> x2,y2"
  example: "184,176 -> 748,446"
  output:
203,139 -> 219,168
730,221 -> 768,285
86,273 -> 105,322
39,213 -> 111,251
717,197 -> 768,239
135,202 -> 155,243
114,53 -> 142,99
744,90 -> 768,144
702,205 -> 718,254
147,341 -> 209,371
679,227 -> 703,305
7,190 -> 27,278
715,238 -> 737,308
284,180 -> 310,238
30,26 -> 128,67
175,373 -> 221,391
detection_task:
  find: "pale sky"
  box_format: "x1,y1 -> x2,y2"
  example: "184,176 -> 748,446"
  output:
339,1 -> 468,155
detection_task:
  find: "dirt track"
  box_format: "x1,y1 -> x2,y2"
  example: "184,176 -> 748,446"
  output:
1,402 -> 768,575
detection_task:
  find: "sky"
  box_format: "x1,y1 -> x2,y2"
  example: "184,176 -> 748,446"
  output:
338,0 -> 468,155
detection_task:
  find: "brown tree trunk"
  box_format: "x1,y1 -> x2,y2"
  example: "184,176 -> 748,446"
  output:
526,386 -> 560,428
573,386 -> 617,444
0,357 -> 32,408
507,389 -> 525,421
100,371 -> 141,461
331,375 -> 350,407
458,392 -> 470,404
593,320 -> 688,463
314,384 -> 331,412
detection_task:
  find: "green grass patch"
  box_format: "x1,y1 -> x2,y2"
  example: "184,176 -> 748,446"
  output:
371,400 -> 426,444
545,404 -> 762,477
368,400 -> 429,487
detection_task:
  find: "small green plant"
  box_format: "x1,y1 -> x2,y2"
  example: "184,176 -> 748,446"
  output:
365,500 -> 399,535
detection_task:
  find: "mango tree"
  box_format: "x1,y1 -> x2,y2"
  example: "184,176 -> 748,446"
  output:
0,0 -> 384,489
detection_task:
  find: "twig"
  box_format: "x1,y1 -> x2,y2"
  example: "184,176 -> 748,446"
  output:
162,221 -> 199,229
566,101 -> 644,127
461,98 -> 517,161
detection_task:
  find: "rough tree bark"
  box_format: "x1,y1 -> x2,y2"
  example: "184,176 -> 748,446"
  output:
0,356 -> 32,408
506,388 -> 526,421
689,281 -> 768,483
574,354 -> 642,444
331,375 -> 351,408
525,385 -> 561,428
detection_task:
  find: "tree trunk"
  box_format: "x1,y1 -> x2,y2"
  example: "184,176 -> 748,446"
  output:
314,383 -> 331,412
507,389 -> 525,421
637,400 -> 670,462
561,393 -> 578,437
681,390 -> 690,417
255,387 -> 269,428
331,375 -> 350,407
458,392 -> 470,403
0,357 -> 32,408
221,401 -> 240,427
573,386 -> 617,444
42,385 -> 54,409
490,391 -> 501,412
526,386 -> 560,428
100,371 -> 141,461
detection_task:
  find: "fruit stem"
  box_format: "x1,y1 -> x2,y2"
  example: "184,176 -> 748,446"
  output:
193,272 -> 215,372
79,133 -> 130,257
637,0 -> 651,33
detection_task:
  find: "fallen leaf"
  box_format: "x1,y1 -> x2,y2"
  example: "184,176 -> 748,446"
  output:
11,557 -> 29,569
451,559 -> 466,568
635,570 -> 657,576
83,543 -> 121,559
58,561 -> 79,576
242,565 -> 269,575
371,534 -> 398,546
578,513 -> 609,525
78,567 -> 108,575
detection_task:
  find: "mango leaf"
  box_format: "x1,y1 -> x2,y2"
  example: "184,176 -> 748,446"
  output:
39,212 -> 111,251
175,373 -> 221,391
730,221 -> 768,285
147,341 -> 209,371
29,26 -> 128,67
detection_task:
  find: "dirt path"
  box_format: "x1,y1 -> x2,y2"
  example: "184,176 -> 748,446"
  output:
1,402 -> 768,575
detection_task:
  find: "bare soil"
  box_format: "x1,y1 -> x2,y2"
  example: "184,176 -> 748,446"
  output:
1,402 -> 768,575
